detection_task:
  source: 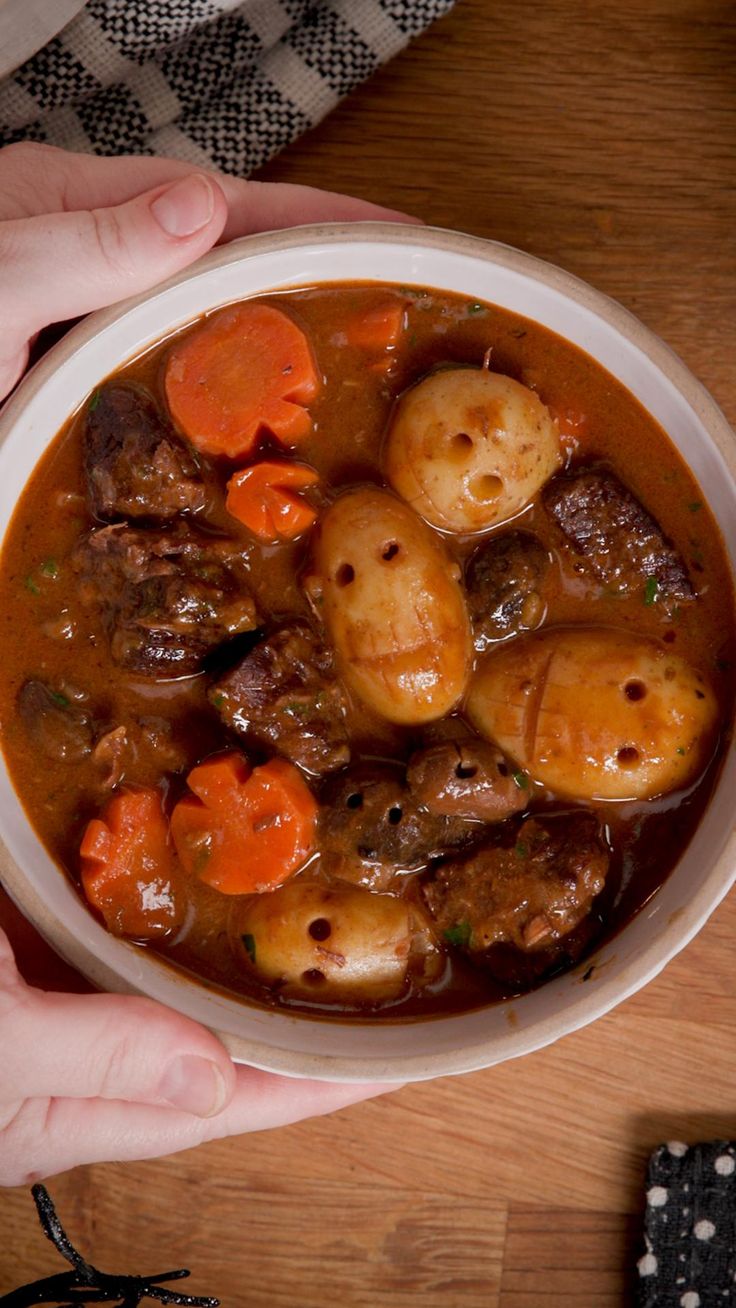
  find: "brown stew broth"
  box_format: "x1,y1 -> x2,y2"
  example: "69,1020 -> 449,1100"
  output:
0,283 -> 734,1018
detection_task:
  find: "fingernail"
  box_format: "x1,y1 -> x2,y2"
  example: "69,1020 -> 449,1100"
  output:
158,1054 -> 228,1117
151,175 -> 215,238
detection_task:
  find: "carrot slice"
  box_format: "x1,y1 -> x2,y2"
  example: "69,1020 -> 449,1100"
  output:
547,402 -> 589,445
226,460 -> 319,541
165,303 -> 320,459
170,753 -> 317,895
344,298 -> 406,353
80,788 -> 182,939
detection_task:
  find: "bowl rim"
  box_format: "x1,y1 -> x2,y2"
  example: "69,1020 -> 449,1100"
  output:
1,220 -> 735,1083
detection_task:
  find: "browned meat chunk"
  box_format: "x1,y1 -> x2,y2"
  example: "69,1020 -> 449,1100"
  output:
210,625 -> 350,777
319,764 -> 478,891
73,524 -> 257,675
407,739 -> 528,822
423,812 -> 608,966
17,680 -> 94,762
543,466 -> 694,600
92,718 -> 189,789
466,531 -> 550,648
85,384 -> 205,521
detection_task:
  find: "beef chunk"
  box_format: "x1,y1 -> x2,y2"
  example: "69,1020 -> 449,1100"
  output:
407,739 -> 528,823
85,383 -> 205,521
423,811 -> 608,970
92,718 -> 189,789
17,680 -> 94,762
210,625 -> 350,777
466,531 -> 550,648
74,523 -> 258,675
319,764 -> 479,891
542,465 -> 694,600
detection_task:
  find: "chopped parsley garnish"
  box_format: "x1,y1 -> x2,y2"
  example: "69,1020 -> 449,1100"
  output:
285,700 -> 310,716
88,388 -> 102,410
49,690 -> 69,708
688,501 -> 703,512
24,575 -> 40,595
644,577 -> 658,606
443,922 -> 472,949
39,558 -> 58,578
514,841 -> 528,858
211,692 -> 225,709
512,771 -> 529,789
676,747 -> 686,756
242,933 -> 256,963
467,302 -> 485,315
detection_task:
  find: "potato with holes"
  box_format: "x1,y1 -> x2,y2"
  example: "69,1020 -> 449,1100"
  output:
385,367 -> 561,533
304,487 -> 472,723
466,627 -> 718,801
230,879 -> 442,1003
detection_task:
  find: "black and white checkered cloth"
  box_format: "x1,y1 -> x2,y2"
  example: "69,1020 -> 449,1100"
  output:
0,0 -> 455,174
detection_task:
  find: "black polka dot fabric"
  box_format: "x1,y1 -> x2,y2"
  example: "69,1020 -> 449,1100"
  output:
0,0 -> 456,174
639,1142 -> 736,1306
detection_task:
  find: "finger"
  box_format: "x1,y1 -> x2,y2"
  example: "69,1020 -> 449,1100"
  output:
218,178 -> 421,242
0,143 -> 419,233
0,927 -> 23,995
2,1077 -> 399,1184
0,988 -> 238,1115
0,171 -> 226,353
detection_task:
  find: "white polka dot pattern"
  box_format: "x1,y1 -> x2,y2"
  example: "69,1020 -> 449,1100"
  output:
638,1142 -> 736,1306
638,1251 -> 658,1278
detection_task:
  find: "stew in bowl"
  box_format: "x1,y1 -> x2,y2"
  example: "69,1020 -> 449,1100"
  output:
0,227 -> 732,1083
1,263 -> 733,1024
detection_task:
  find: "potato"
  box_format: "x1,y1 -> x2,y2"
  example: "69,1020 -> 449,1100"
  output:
230,878 -> 442,1004
305,487 -> 472,724
385,367 -> 561,532
466,627 -> 718,801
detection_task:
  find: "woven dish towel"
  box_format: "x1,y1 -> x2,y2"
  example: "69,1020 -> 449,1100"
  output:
638,1141 -> 736,1306
0,0 -> 455,174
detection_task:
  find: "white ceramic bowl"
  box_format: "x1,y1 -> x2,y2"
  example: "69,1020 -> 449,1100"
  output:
1,224 -> 735,1082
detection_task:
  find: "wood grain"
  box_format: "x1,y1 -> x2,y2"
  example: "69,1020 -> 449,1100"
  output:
2,0 -> 736,1302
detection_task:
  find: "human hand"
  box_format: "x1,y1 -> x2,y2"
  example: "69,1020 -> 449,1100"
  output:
0,143 -> 408,1184
0,142 -> 415,402
0,925 -> 390,1187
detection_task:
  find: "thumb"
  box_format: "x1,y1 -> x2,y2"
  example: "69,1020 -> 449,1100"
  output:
0,173 -> 226,391
1,985 -> 237,1118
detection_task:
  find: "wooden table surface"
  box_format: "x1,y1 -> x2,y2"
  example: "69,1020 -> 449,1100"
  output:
2,1 -> 735,1303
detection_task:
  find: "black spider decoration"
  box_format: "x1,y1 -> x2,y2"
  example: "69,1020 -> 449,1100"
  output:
0,1185 -> 220,1308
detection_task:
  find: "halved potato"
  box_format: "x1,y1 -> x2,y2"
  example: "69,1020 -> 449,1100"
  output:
466,626 -> 718,800
230,878 -> 442,1004
385,367 -> 561,532
305,487 -> 472,724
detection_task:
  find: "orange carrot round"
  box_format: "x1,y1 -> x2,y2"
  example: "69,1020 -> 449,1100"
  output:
165,303 -> 320,459
344,298 -> 406,353
80,788 -> 183,938
226,460 -> 319,541
171,752 -> 317,895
